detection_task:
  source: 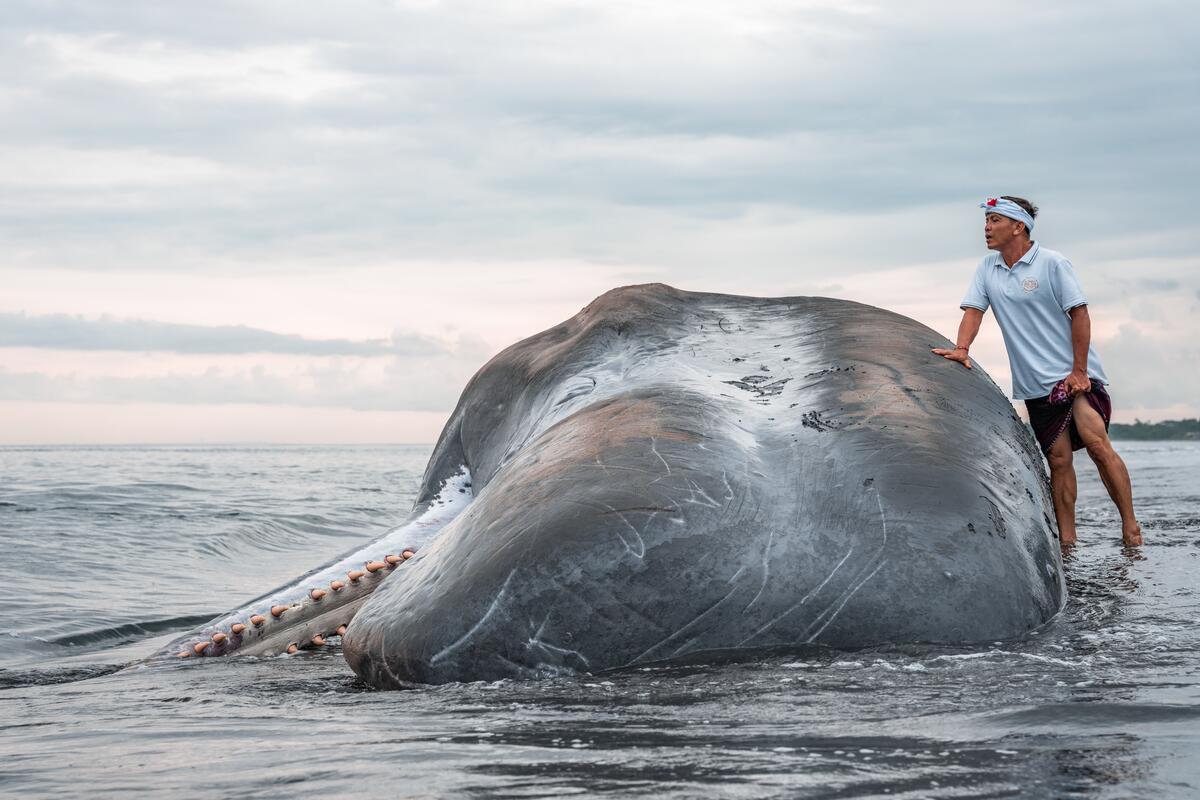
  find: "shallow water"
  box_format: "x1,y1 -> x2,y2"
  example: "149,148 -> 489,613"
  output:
1,443 -> 1198,798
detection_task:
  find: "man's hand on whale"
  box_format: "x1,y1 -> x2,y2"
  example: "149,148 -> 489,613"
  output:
931,306 -> 983,369
930,344 -> 972,369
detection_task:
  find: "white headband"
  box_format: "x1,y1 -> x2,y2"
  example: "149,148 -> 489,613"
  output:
980,197 -> 1034,232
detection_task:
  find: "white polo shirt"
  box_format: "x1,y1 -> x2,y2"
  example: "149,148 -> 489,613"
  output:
960,242 -> 1109,400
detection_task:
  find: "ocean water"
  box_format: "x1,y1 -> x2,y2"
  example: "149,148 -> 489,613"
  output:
1,442 -> 1197,798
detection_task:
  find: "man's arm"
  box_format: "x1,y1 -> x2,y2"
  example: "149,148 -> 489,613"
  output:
931,307 -> 984,369
1066,305 -> 1091,393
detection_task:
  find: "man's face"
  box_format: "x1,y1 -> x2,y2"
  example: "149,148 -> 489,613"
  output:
984,212 -> 1024,250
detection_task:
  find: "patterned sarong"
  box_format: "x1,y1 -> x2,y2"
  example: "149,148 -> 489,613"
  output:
1024,379 -> 1112,455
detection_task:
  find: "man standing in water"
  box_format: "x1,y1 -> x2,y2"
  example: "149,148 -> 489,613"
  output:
931,196 -> 1142,547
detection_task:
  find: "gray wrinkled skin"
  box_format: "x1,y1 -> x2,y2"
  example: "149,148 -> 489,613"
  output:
342,284 -> 1063,688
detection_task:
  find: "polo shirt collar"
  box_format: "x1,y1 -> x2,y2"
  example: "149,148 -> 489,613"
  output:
992,241 -> 1040,269
1016,241 -> 1040,266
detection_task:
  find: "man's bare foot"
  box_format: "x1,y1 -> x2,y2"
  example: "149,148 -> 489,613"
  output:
1059,529 -> 1077,547
1122,523 -> 1143,547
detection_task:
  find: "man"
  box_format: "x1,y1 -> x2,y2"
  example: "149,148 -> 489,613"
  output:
931,196 -> 1142,547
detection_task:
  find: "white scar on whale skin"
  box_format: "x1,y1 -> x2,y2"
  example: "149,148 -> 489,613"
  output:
735,546 -> 855,647
805,560 -> 887,643
801,491 -> 891,643
743,526 -> 776,613
430,569 -> 517,665
154,468 -> 474,662
525,613 -> 592,668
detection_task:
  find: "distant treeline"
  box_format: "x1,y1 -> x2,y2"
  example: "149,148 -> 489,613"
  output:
1110,419 -> 1200,440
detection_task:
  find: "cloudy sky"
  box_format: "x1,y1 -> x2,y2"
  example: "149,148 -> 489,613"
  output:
2,0 -> 1197,444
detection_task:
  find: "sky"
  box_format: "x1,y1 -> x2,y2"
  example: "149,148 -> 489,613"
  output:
2,0 -> 1197,444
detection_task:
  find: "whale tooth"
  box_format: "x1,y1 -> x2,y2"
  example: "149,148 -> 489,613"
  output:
193,641 -> 210,655
286,643 -> 299,655
330,580 -> 345,591
347,570 -> 365,582
336,624 -> 347,636
211,632 -> 227,644
385,554 -> 401,566
401,549 -> 415,559
365,561 -> 386,573
250,614 -> 266,626
271,605 -> 289,617
310,589 -> 327,601
311,635 -> 326,647
231,623 -> 246,634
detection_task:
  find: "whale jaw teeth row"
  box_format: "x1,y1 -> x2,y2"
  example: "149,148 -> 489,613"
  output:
176,549 -> 416,660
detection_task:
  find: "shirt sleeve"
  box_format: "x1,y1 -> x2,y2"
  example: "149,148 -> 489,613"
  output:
1051,258 -> 1088,312
960,262 -> 990,312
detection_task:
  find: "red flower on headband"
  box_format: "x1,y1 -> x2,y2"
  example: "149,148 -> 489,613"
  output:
986,198 -> 998,207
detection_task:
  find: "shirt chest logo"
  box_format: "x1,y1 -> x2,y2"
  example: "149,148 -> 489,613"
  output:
1021,277 -> 1039,293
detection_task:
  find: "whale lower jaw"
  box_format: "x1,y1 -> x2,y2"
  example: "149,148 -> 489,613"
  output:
150,469 -> 474,662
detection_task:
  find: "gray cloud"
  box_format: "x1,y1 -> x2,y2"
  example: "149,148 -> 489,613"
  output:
1097,324 -> 1200,412
0,366 -> 458,412
0,331 -> 490,412
0,1 -> 1196,430
0,312 -> 445,356
0,1 -> 1195,279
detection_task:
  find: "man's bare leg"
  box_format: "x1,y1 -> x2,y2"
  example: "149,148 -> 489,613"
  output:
1045,429 -> 1077,545
1072,394 -> 1143,546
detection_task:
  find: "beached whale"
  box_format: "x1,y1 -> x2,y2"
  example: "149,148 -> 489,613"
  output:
158,284 -> 1064,686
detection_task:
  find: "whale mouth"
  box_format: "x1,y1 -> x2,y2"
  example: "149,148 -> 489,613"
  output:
152,468 -> 474,662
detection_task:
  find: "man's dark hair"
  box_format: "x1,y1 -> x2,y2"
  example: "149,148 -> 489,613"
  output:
1001,195 -> 1038,236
